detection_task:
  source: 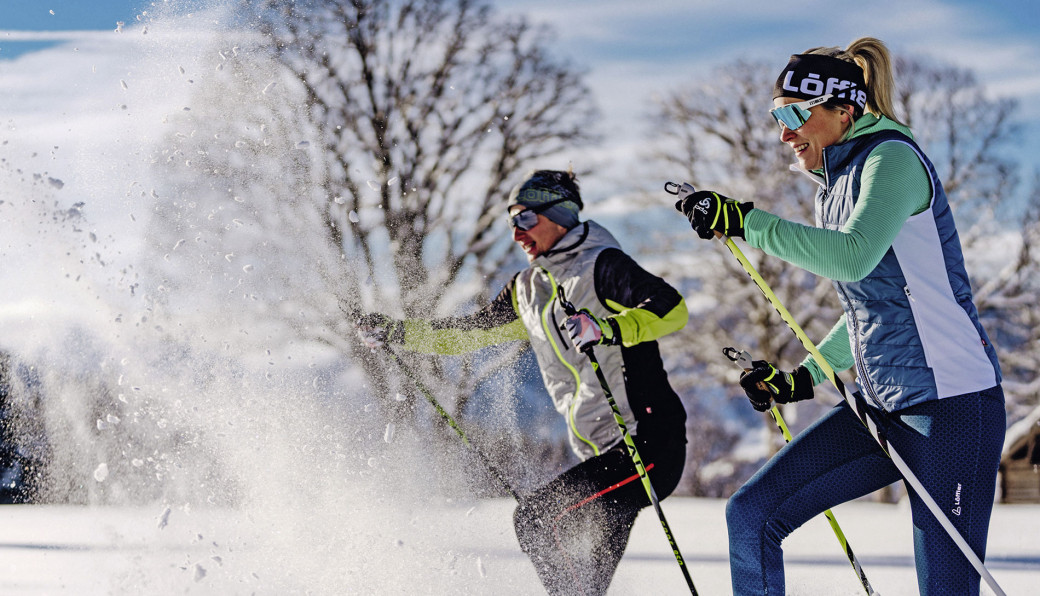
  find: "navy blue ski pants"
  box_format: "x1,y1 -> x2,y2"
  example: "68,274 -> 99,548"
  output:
726,386 -> 1005,595
513,427 -> 686,596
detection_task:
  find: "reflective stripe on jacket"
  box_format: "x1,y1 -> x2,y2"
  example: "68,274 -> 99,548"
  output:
515,221 -> 687,459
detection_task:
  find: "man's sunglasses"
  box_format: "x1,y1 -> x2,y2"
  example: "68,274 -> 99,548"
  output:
508,198 -> 570,231
769,94 -> 833,131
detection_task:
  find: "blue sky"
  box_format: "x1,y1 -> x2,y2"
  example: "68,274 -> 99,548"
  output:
0,1 -> 147,30
2,0 -> 1037,191
476,0 -> 1040,200
5,1 -> 1037,100
0,0 -> 151,59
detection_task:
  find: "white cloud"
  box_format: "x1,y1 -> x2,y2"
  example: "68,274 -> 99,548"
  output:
488,0 -> 1040,183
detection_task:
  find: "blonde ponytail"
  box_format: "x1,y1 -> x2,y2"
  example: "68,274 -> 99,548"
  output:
804,37 -> 905,126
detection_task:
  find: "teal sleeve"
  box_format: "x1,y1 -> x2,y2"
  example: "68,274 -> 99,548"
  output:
744,141 -> 931,282
799,316 -> 855,386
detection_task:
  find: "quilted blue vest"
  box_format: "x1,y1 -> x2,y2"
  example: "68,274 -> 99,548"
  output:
816,130 -> 1000,411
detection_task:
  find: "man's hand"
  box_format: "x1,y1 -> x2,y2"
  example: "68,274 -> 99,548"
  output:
564,310 -> 620,352
355,313 -> 400,349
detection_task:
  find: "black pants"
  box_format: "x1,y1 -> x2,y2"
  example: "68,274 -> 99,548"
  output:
513,427 -> 686,596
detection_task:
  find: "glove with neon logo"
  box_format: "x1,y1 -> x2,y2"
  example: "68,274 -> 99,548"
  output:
738,360 -> 814,412
674,189 -> 754,240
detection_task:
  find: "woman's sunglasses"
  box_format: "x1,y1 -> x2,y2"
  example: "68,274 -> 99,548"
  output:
508,198 -> 570,231
769,94 -> 833,131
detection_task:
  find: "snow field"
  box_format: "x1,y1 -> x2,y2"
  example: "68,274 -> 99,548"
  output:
1,498 -> 1037,595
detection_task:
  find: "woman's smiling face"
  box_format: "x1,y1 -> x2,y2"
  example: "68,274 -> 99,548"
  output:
774,97 -> 851,171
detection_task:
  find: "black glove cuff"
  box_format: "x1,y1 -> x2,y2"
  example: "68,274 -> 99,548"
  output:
604,317 -> 622,346
789,365 -> 814,402
732,202 -> 755,239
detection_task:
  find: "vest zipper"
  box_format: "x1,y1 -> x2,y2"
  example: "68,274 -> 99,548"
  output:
835,281 -> 886,409
537,267 -> 599,456
825,147 -> 889,410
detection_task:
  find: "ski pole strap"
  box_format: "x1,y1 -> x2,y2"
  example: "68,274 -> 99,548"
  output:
555,282 -> 578,317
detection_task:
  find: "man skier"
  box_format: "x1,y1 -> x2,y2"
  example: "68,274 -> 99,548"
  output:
357,168 -> 689,595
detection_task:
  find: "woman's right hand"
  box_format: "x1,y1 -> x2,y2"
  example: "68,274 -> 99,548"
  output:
674,188 -> 754,240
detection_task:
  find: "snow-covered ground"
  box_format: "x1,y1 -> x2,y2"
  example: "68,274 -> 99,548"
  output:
1,8 -> 1038,596
1,498 -> 1037,595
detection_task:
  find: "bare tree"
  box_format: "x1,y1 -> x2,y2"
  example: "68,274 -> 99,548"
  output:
140,0 -> 598,491
646,54 -> 1036,494
248,0 -> 596,312
975,173 -> 1040,421
247,0 -> 598,409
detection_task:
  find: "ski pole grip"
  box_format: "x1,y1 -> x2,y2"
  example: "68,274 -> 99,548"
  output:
663,181 -> 685,195
560,300 -> 577,316
556,284 -> 579,316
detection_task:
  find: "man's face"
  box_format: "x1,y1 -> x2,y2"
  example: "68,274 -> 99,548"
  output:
509,205 -> 568,262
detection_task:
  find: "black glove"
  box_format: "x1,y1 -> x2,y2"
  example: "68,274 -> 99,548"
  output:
674,189 -> 754,240
564,310 -> 621,352
738,361 -> 814,412
354,313 -> 403,349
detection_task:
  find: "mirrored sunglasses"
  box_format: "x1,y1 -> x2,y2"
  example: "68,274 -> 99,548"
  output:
507,198 -> 570,231
769,94 -> 833,131
509,209 -> 540,231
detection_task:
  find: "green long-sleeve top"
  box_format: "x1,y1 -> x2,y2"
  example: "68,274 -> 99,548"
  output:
743,114 -> 932,385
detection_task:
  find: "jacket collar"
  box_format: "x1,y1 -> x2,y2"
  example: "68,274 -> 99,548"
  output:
532,220 -> 620,268
786,114 -> 914,188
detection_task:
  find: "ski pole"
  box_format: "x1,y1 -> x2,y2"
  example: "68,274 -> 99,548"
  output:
663,189 -> 1008,595
346,304 -> 523,502
723,347 -> 878,596
556,287 -> 699,596
378,344 -> 523,503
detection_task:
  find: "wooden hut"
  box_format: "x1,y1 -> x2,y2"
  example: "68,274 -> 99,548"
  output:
999,406 -> 1040,503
